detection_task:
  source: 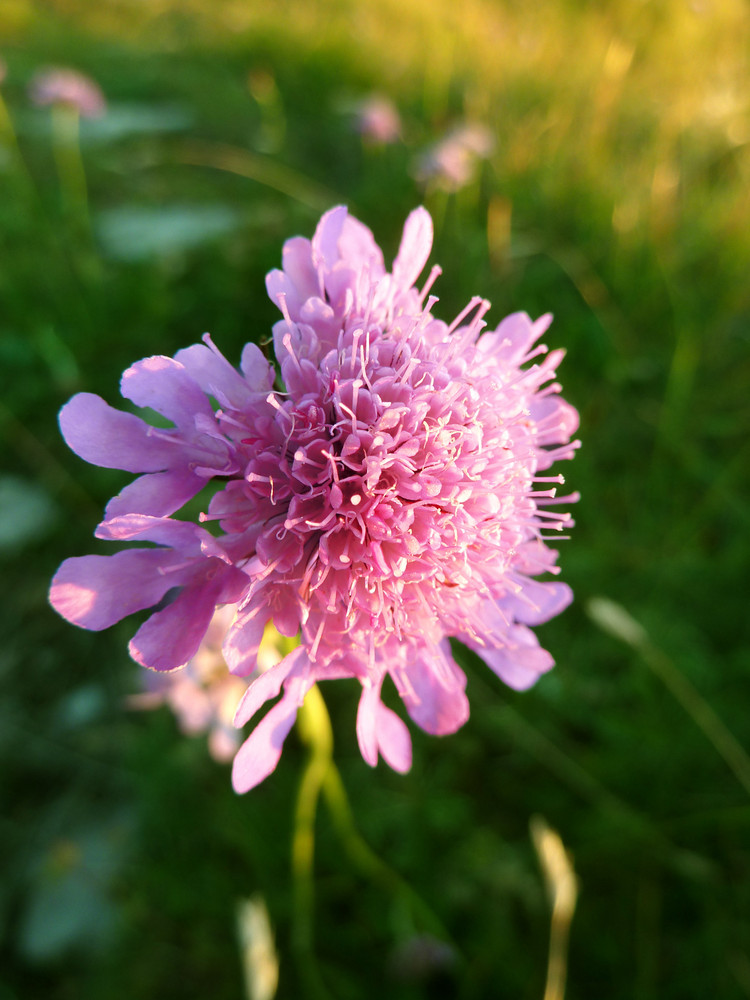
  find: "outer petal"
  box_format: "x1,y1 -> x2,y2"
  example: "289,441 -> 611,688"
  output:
120,356 -> 215,433
128,569 -> 240,671
467,625 -> 555,691
59,393 -> 178,472
49,549 -> 179,630
311,205 -> 349,273
501,580 -> 573,626
232,668 -> 312,793
240,343 -> 276,391
355,681 -> 381,767
393,642 -> 469,736
375,702 -> 412,773
231,694 -> 299,793
174,339 -> 274,410
338,214 -> 385,273
95,513 -> 213,552
233,647 -> 306,726
392,206 -> 433,290
103,468 -> 205,520
479,312 -> 551,363
222,600 -> 272,677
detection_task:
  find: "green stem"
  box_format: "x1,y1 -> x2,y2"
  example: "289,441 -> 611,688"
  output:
50,103 -> 92,238
322,763 -> 454,944
290,683 -> 458,994
291,685 -> 334,1000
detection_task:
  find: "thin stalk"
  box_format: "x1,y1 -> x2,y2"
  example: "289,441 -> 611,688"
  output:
50,103 -> 92,238
322,762 -> 454,945
290,685 -> 333,1000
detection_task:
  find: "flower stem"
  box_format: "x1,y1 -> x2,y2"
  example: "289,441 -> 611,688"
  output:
291,684 -> 334,999
50,103 -> 92,240
293,682 -> 455,947
322,762 -> 454,944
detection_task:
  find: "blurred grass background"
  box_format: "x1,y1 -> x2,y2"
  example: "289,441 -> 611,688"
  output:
1,0 -> 750,997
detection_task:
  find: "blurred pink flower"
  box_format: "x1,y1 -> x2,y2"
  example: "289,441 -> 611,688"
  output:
29,68 -> 106,118
129,608 -> 285,762
416,124 -> 495,191
354,95 -> 401,145
51,206 -> 578,793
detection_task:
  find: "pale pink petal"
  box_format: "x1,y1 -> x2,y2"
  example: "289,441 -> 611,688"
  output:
338,214 -> 384,272
233,648 -> 305,726
232,672 -> 312,793
128,573 -> 230,671
355,682 -> 380,767
469,626 -> 554,690
94,513 -> 207,550
376,702 -> 412,773
59,393 -> 177,472
266,268 -> 303,319
392,206 -> 433,290
50,550 -> 178,630
173,342 -> 255,410
501,580 -> 573,626
222,601 -> 271,677
279,235 -> 318,302
394,643 -> 470,736
104,469 -> 205,519
311,205 -> 348,273
120,356 -> 215,433
240,343 -> 275,391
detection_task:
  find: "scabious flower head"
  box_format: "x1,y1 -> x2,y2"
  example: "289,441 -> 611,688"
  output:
30,67 -> 106,118
415,124 -> 494,191
50,206 -> 579,792
353,95 -> 402,145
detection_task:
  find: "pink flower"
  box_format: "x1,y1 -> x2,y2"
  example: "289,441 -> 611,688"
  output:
415,124 -> 494,191
29,68 -> 106,118
129,607 -> 280,763
353,95 -> 401,145
50,206 -> 579,792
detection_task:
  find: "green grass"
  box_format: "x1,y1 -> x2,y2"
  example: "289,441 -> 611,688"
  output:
1,1 -> 750,998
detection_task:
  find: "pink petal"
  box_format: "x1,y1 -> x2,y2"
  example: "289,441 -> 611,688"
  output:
231,670 -> 312,793
311,205 -> 348,273
128,572 -> 230,671
174,341 -> 266,411
266,268 -> 303,319
355,682 -> 380,767
120,356 -> 215,433
49,550 -> 179,630
103,468 -> 205,519
233,647 -> 306,726
280,235 -> 318,305
222,600 -> 271,677
480,312 -> 551,363
394,643 -> 469,736
376,702 -> 412,773
501,580 -> 573,626
469,626 -> 554,691
240,343 -> 275,392
392,206 -> 433,289
338,214 -> 384,272
59,393 -> 178,472
94,513 -> 207,551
